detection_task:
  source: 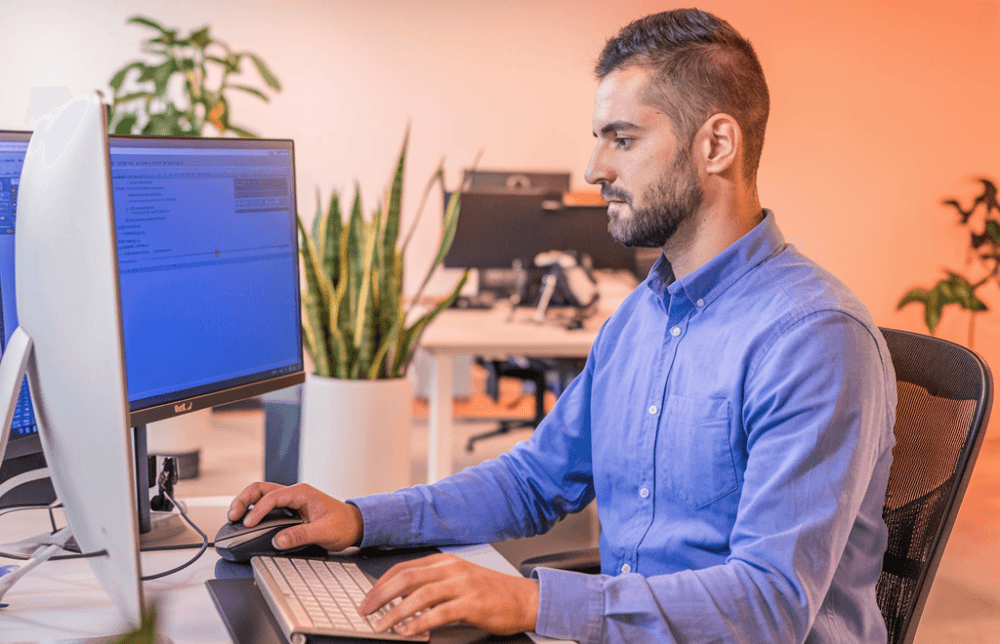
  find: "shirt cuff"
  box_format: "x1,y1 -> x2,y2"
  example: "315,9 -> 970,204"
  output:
532,567 -> 604,644
347,492 -> 413,548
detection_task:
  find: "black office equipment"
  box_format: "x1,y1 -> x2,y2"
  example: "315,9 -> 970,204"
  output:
207,547 -> 532,644
444,192 -> 636,276
215,507 -> 323,563
462,169 -> 569,194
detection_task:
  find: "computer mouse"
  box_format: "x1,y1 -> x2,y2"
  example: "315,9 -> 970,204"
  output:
214,506 -> 327,563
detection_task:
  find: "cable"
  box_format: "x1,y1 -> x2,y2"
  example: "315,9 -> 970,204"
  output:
0,496 -> 210,565
0,526 -> 74,605
139,490 -> 208,581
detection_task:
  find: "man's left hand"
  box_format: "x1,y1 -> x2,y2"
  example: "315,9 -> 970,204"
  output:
357,553 -> 540,637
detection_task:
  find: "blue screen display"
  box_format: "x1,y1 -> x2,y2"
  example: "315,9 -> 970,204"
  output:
108,137 -> 303,412
0,133 -> 38,441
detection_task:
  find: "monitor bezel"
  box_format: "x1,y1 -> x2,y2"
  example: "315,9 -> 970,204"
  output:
107,134 -> 305,427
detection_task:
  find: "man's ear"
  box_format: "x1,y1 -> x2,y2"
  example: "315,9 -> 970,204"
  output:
695,113 -> 741,176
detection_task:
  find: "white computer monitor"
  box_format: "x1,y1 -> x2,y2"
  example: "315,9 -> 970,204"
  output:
0,93 -> 143,625
0,92 -> 309,629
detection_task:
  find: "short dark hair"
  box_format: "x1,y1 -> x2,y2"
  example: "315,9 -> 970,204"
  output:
596,9 -> 769,180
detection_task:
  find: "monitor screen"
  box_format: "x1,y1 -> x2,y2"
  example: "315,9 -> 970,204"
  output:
107,136 -> 305,426
444,191 -> 636,274
0,130 -> 52,508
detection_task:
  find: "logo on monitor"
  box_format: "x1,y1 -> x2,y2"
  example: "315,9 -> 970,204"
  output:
174,402 -> 193,413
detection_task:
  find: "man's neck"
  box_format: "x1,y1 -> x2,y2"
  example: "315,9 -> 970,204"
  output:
662,190 -> 764,281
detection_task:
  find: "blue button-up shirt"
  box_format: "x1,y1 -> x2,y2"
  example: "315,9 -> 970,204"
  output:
352,211 -> 897,643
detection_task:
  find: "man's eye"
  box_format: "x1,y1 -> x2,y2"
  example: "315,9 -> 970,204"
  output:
615,137 -> 632,150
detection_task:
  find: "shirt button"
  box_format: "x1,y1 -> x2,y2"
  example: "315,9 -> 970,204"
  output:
648,405 -> 657,415
621,564 -> 631,574
670,326 -> 681,336
639,487 -> 650,498
696,298 -> 705,307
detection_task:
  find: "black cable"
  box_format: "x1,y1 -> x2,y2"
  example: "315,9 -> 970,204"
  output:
139,491 -> 208,581
46,500 -> 62,533
0,496 -> 210,565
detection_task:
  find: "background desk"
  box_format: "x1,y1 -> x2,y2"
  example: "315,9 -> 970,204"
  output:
418,271 -> 635,483
0,497 -> 563,643
419,308 -> 596,483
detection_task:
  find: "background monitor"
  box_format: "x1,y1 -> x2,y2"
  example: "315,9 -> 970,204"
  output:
444,191 -> 637,274
0,130 -> 53,509
462,169 -> 569,194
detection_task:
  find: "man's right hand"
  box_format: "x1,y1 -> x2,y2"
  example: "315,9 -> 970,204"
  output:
227,482 -> 364,552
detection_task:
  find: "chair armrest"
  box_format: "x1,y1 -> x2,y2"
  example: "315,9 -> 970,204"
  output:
518,547 -> 601,577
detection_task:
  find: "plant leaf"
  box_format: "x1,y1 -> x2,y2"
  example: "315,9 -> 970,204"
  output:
228,84 -> 270,102
128,15 -> 169,34
324,192 -> 343,281
247,53 -> 282,90
297,217 -> 333,376
986,219 -> 1000,245
190,26 -> 212,49
410,190 -> 462,306
383,128 -> 408,258
224,123 -> 258,138
898,273 -> 987,334
109,61 -> 145,92
112,113 -> 139,135
397,270 -> 469,375
112,91 -> 156,107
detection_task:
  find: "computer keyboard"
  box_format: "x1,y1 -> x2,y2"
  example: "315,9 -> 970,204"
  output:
251,555 -> 430,642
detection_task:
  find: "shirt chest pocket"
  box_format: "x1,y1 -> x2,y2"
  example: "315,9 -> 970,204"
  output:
657,394 -> 737,510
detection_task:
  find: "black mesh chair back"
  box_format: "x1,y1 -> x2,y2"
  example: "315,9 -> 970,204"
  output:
876,327 -> 992,644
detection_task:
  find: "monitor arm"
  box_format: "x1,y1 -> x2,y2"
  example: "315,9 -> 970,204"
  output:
0,327 -> 33,466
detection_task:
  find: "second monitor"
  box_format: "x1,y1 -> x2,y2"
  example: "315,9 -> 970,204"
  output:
443,191 -> 636,275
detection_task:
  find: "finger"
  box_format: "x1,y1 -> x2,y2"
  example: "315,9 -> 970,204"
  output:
270,522 -> 331,551
240,485 -> 307,526
228,482 -> 284,521
360,555 -> 451,614
373,579 -> 454,633
392,596 -> 464,637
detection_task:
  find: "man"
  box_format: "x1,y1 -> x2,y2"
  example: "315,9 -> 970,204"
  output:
230,9 -> 897,643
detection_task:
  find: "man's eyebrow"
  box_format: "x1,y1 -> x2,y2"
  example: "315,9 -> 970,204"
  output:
594,120 -> 642,137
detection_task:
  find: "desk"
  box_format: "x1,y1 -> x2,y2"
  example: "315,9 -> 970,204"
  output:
418,272 -> 635,483
0,497 -> 564,643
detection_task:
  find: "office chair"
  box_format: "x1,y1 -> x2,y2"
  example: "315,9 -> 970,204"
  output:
517,327 -> 993,644
466,357 -> 585,452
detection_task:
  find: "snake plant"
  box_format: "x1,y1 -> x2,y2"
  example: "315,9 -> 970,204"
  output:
298,132 -> 468,379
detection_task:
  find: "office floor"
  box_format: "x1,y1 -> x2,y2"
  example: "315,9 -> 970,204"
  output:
177,371 -> 1000,644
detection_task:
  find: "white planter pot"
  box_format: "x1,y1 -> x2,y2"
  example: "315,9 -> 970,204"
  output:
298,374 -> 412,500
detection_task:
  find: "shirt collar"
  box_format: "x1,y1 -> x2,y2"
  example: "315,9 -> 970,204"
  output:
646,209 -> 785,308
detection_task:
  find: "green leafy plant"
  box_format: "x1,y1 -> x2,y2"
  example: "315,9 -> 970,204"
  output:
299,132 -> 468,379
898,178 -> 1000,345
107,16 -> 280,137
111,607 -> 156,644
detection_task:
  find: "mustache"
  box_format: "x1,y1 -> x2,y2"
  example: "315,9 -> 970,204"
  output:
601,186 -> 632,204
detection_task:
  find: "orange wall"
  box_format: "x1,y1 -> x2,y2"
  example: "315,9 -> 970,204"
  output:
2,0 -> 999,363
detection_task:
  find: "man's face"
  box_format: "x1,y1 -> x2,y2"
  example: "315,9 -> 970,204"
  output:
585,66 -> 703,248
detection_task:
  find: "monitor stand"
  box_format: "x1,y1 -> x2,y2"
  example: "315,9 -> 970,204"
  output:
133,424 -> 190,546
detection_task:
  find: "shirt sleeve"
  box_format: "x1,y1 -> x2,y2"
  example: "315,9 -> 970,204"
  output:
533,311 -> 896,644
350,341 -> 600,550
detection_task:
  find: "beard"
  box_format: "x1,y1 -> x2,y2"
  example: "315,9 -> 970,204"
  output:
602,146 -> 703,248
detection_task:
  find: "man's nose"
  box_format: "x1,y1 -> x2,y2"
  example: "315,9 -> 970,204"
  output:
584,145 -> 615,186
